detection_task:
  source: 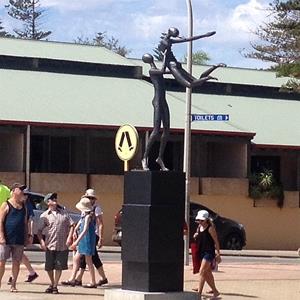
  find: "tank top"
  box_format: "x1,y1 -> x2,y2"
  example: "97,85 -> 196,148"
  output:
4,201 -> 26,245
197,224 -> 215,255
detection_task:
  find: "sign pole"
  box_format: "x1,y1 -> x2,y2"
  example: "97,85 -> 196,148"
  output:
124,160 -> 129,172
184,0 -> 193,267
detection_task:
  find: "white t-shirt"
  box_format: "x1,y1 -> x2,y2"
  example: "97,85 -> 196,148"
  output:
94,204 -> 103,236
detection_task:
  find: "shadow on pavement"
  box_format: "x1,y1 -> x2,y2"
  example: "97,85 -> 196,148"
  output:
220,292 -> 258,298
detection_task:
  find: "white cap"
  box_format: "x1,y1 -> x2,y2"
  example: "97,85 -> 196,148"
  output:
195,210 -> 209,221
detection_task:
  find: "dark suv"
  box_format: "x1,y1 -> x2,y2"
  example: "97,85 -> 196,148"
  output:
112,202 -> 246,250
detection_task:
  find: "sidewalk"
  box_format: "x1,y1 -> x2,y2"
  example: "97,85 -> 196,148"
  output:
1,248 -> 299,300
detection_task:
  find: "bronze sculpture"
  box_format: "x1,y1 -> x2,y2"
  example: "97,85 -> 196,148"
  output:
142,27 -> 226,171
142,53 -> 170,171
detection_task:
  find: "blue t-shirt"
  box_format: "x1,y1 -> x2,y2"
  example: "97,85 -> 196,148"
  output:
26,200 -> 34,219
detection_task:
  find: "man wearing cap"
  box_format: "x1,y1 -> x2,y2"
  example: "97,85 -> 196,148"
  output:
0,183 -> 29,292
38,193 -> 74,294
0,180 -> 10,207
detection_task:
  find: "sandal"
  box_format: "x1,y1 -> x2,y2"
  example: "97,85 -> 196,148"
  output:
52,287 -> 59,294
74,280 -> 82,286
45,285 -> 53,293
10,287 -> 18,293
83,283 -> 97,288
98,278 -> 108,286
61,280 -> 75,287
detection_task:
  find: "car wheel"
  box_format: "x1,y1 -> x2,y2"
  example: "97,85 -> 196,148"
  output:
223,233 -> 243,250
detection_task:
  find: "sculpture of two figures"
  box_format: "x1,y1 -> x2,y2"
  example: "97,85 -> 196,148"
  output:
142,27 -> 226,171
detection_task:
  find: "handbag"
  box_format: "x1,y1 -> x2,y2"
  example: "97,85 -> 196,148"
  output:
191,241 -> 201,274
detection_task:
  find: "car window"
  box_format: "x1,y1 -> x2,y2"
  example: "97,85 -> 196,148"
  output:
28,194 -> 47,211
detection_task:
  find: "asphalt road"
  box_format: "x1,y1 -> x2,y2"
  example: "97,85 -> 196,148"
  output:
22,250 -> 300,265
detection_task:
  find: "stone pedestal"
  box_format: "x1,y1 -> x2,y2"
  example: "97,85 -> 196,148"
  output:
122,171 -> 185,292
105,289 -> 197,300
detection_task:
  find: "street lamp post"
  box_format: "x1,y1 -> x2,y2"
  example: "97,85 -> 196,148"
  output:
183,0 -> 193,266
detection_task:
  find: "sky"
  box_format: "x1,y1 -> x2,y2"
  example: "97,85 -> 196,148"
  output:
0,0 -> 274,69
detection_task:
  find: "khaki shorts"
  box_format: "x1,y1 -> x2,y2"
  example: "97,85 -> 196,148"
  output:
0,244 -> 24,262
45,250 -> 69,271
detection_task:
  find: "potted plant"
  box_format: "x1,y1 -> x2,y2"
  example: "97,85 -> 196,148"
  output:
249,169 -> 284,208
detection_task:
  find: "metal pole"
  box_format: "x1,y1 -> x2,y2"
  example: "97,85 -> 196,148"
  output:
184,0 -> 193,266
25,125 -> 30,187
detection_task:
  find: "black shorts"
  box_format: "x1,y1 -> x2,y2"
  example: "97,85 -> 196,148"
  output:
45,250 -> 69,271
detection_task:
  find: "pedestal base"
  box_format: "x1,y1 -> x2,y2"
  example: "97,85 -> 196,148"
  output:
104,289 -> 197,300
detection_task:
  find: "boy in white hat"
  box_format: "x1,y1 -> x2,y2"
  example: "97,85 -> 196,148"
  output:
67,197 -> 97,288
62,189 -> 108,286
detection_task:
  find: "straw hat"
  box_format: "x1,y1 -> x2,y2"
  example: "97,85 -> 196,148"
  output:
75,197 -> 93,212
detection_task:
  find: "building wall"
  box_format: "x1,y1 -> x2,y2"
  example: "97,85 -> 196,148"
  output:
190,177 -> 300,250
194,193 -> 300,250
0,133 -> 24,171
1,172 -> 299,249
207,142 -> 247,178
29,173 -> 123,245
0,172 -> 25,186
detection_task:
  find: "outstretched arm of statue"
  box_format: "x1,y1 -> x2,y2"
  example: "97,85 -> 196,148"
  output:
171,31 -> 216,44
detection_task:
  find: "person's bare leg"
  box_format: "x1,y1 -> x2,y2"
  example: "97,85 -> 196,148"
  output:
47,270 -> 54,287
22,253 -> 36,275
75,268 -> 85,282
85,256 -> 96,286
198,260 -> 211,298
0,260 -> 6,288
10,260 -> 21,291
205,269 -> 219,297
68,252 -> 80,282
54,270 -> 62,288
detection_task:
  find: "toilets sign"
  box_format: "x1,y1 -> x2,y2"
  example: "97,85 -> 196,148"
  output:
192,114 -> 230,122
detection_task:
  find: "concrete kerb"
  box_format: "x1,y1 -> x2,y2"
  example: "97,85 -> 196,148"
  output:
25,245 -> 300,258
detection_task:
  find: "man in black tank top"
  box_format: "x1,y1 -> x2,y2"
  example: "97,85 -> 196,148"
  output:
0,183 -> 28,292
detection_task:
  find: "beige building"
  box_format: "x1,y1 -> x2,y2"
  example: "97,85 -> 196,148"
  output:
0,37 -> 299,250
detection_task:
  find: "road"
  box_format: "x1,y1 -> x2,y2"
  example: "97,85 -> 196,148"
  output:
23,250 -> 300,265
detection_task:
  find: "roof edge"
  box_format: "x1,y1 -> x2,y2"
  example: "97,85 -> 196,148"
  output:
253,143 -> 300,151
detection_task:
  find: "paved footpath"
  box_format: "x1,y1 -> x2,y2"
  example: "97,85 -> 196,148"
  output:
0,250 -> 300,300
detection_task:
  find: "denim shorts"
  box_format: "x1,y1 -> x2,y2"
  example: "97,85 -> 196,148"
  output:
200,252 -> 215,262
0,244 -> 24,262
